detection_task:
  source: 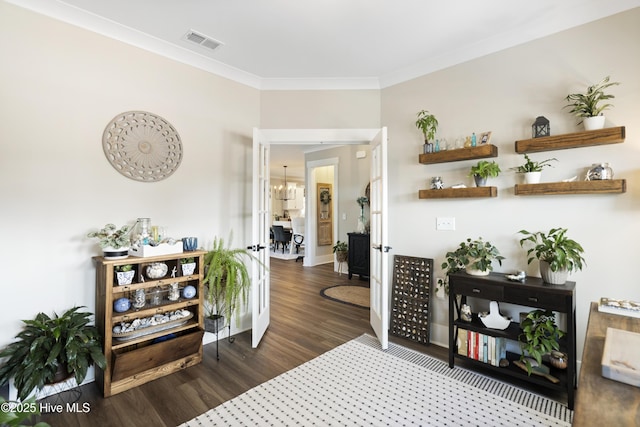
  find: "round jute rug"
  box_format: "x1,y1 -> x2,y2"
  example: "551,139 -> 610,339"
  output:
320,285 -> 369,309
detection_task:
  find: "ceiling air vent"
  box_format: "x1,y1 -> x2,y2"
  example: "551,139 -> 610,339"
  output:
183,30 -> 223,52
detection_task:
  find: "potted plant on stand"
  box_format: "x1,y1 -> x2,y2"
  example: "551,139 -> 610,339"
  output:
469,160 -> 501,187
87,223 -> 131,260
333,241 -> 349,275
0,306 -> 107,401
203,235 -> 260,335
415,110 -> 439,153
518,227 -> 586,285
441,237 -> 505,277
511,154 -> 557,184
518,309 -> 565,375
564,75 -> 620,130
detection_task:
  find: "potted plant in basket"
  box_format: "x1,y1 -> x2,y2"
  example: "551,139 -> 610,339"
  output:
441,237 -> 505,277
518,227 -> 585,285
469,160 -> 501,187
332,240 -> 349,263
519,309 -> 565,375
114,264 -> 135,285
511,154 -> 557,184
564,75 -> 620,130
87,223 -> 131,260
0,306 -> 107,401
203,235 -> 261,333
180,257 -> 196,276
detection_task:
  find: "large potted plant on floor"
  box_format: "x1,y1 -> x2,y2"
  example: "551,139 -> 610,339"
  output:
0,307 -> 107,401
441,237 -> 505,277
564,75 -> 620,130
203,235 -> 259,333
518,227 -> 586,285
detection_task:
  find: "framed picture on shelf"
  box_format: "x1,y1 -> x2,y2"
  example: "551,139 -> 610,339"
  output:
480,131 -> 492,145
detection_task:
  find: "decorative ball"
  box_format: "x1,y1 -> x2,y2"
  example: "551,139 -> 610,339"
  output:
114,297 -> 131,313
182,285 -> 196,299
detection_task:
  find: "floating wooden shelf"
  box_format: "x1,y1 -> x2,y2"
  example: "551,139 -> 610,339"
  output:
515,126 -> 625,153
419,187 -> 497,199
514,179 -> 626,196
418,144 -> 498,164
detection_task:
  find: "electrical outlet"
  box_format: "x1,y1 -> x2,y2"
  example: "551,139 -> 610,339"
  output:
436,217 -> 455,231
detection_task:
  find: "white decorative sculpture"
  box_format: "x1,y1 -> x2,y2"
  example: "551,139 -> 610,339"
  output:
479,301 -> 510,330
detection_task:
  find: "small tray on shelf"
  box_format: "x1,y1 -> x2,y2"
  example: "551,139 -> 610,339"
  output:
113,311 -> 193,341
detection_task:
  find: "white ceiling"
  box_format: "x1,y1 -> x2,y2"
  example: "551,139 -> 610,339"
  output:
8,0 -> 640,177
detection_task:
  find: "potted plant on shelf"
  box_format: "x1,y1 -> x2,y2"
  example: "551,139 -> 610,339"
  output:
564,75 -> 620,130
415,110 -> 439,152
469,160 -> 501,187
114,264 -> 135,285
511,154 -> 557,184
203,235 -> 260,333
0,307 -> 107,401
87,223 -> 131,260
441,237 -> 505,277
180,257 -> 196,276
518,227 -> 585,285
519,309 -> 565,375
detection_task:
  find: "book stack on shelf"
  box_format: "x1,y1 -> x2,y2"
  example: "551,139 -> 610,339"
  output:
457,328 -> 507,366
598,297 -> 640,318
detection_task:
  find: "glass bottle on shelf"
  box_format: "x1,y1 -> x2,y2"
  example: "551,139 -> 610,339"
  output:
151,286 -> 162,305
133,288 -> 146,309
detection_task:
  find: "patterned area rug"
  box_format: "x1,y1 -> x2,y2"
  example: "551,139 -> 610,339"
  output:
181,334 -> 572,426
320,285 -> 369,308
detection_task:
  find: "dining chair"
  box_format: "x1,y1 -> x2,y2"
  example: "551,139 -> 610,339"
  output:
272,225 -> 292,253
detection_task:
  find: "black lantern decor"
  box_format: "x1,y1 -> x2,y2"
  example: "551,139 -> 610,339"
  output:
532,116 -> 550,138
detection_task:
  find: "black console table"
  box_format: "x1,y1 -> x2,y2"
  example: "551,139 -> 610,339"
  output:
347,233 -> 369,280
448,271 -> 576,409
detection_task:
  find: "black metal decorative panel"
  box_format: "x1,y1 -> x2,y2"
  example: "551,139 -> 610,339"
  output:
390,255 -> 433,344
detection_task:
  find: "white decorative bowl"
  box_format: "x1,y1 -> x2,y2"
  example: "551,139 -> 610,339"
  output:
146,262 -> 168,279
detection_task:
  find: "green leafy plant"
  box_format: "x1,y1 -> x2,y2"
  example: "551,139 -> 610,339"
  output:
114,264 -> 133,272
0,307 -> 107,401
518,228 -> 585,273
441,237 -> 505,275
415,110 -> 439,142
511,154 -> 557,173
564,75 -> 620,122
0,396 -> 50,427
203,235 -> 262,327
180,257 -> 195,264
468,160 -> 501,179
519,309 -> 565,375
332,241 -> 348,253
86,223 -> 131,249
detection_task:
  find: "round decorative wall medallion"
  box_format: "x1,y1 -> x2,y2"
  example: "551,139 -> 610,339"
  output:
102,111 -> 183,182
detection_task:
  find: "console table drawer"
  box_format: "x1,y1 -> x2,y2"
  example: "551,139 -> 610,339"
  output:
453,282 -> 503,300
504,288 -> 566,311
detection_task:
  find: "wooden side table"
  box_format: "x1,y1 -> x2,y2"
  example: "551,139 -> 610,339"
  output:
573,302 -> 640,425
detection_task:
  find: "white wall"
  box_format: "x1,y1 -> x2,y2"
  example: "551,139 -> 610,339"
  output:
0,2 -> 260,347
382,8 -> 640,353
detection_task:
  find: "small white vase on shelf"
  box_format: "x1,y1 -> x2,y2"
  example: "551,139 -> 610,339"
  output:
583,116 -> 605,131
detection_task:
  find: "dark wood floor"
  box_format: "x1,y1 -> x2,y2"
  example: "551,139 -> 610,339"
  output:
39,258 -> 447,427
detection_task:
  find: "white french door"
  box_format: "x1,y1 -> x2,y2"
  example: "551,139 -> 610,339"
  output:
251,128 -> 271,348
369,127 -> 389,350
